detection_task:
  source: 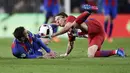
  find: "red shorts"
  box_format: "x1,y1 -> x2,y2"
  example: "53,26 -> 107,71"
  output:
88,34 -> 104,51
86,19 -> 105,50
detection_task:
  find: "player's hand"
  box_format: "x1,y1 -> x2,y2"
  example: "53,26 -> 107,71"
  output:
48,50 -> 57,58
60,53 -> 68,57
51,34 -> 55,38
43,51 -> 56,59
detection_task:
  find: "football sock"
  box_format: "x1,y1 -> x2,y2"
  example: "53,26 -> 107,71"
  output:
94,50 -> 116,57
104,20 -> 108,33
108,23 -> 113,38
75,11 -> 91,25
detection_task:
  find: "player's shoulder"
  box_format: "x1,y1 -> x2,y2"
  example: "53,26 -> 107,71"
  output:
66,15 -> 76,23
67,15 -> 76,19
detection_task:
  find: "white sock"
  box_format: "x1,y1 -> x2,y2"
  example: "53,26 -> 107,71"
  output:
115,50 -> 117,54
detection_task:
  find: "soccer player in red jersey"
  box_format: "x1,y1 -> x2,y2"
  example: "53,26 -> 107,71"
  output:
51,5 -> 125,58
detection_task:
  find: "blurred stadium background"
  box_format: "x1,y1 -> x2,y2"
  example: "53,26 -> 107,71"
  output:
0,0 -> 130,73
0,0 -> 130,37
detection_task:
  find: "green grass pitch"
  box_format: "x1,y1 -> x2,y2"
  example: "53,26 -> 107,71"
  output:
0,38 -> 130,73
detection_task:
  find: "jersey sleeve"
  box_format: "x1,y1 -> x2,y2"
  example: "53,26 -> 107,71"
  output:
34,37 -> 51,53
34,34 -> 41,38
66,15 -> 76,23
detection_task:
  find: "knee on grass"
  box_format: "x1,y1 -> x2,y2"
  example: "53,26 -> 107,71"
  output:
87,45 -> 98,58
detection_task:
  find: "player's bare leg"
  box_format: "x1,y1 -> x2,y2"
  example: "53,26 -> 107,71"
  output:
87,45 -> 98,57
80,22 -> 88,32
73,22 -> 88,33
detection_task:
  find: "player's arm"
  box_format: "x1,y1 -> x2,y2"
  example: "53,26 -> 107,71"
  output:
35,37 -> 56,58
53,11 -> 91,37
30,32 -> 52,53
52,15 -> 76,37
60,32 -> 76,57
60,40 -> 75,57
52,22 -> 73,37
35,38 -> 51,52
66,40 -> 75,56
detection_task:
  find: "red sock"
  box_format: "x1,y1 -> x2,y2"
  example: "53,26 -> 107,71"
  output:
94,50 -> 116,57
75,11 -> 90,24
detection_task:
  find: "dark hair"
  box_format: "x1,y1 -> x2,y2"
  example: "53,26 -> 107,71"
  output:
56,12 -> 68,18
13,26 -> 25,41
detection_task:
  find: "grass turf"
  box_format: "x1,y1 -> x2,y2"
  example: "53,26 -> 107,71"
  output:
0,38 -> 130,73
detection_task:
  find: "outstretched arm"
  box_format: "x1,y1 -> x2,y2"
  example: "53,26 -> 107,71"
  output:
36,38 -> 51,53
35,38 -> 56,58
52,22 -> 73,37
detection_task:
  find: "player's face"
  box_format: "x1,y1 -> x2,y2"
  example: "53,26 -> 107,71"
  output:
23,29 -> 29,39
55,16 -> 66,27
20,29 -> 29,42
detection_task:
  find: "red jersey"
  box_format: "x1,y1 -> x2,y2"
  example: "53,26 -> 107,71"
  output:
66,15 -> 76,41
66,15 -> 76,23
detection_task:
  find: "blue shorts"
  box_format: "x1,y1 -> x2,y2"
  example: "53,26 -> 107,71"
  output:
44,5 -> 59,17
104,6 -> 117,19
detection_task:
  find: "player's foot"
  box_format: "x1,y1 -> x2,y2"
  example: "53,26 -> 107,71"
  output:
108,37 -> 113,43
81,4 -> 98,12
52,37 -> 60,43
116,48 -> 125,57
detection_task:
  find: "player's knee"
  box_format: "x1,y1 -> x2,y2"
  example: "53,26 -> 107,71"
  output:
87,45 -> 98,58
87,50 -> 95,58
87,53 -> 95,58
